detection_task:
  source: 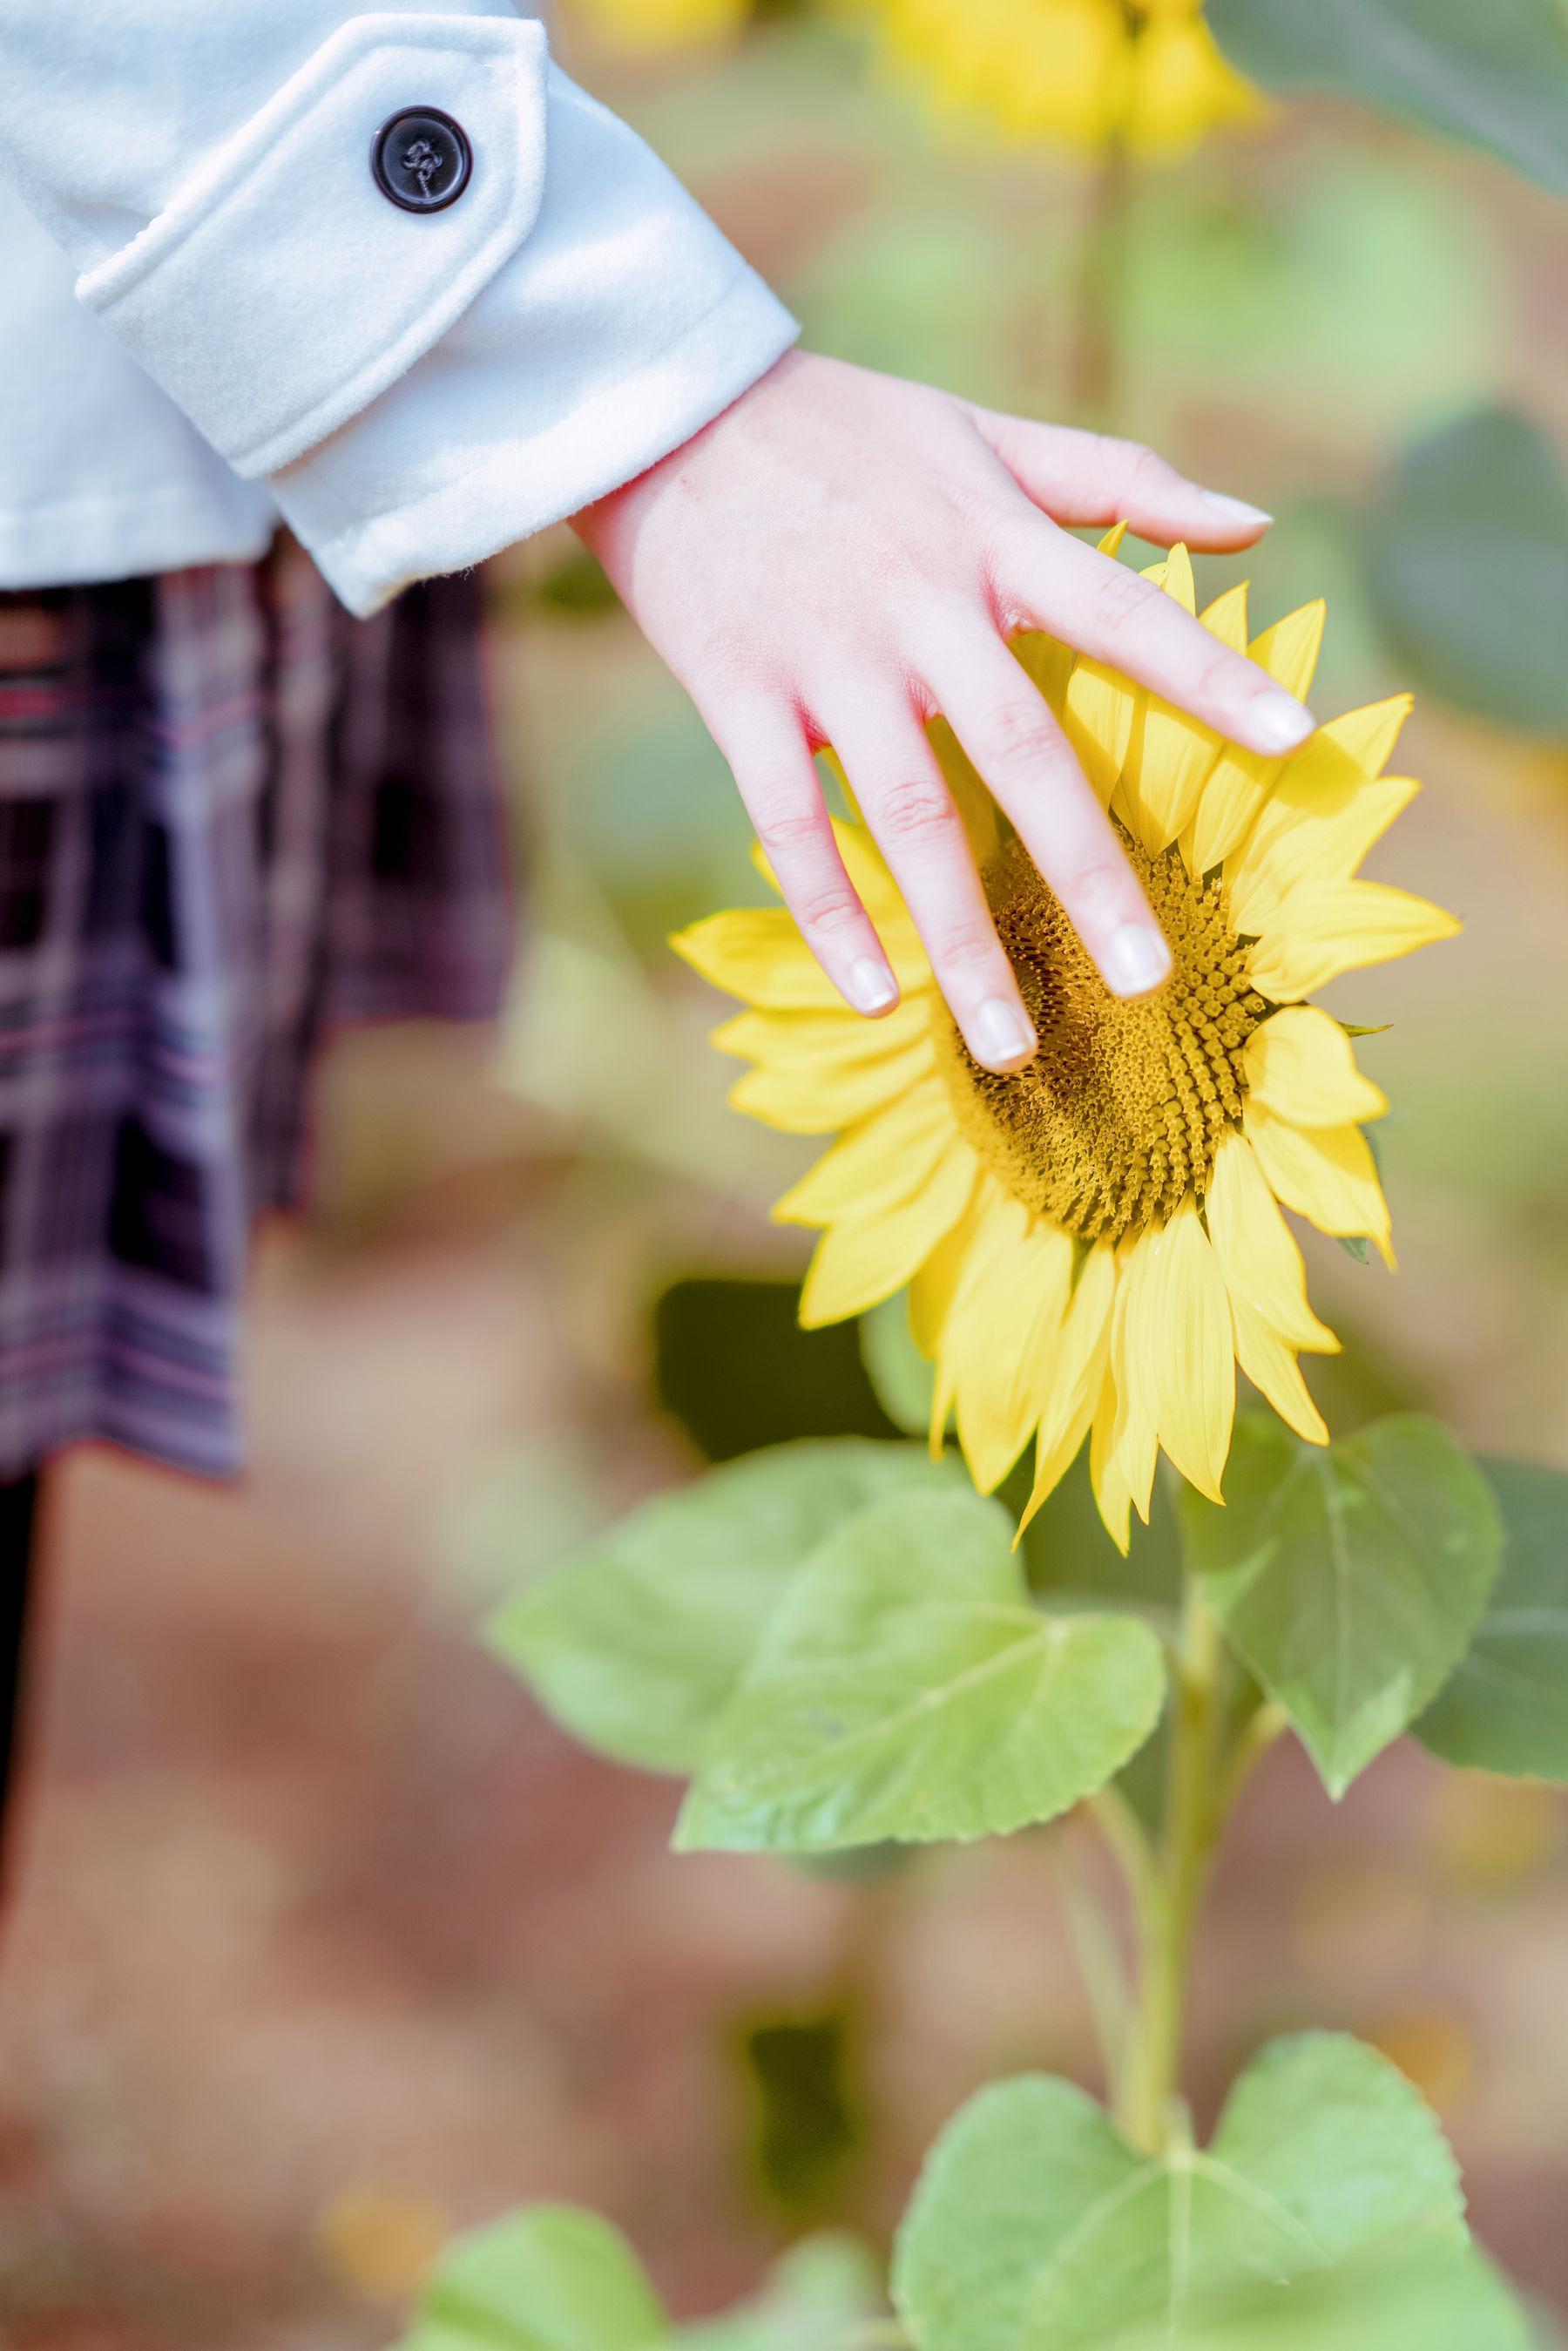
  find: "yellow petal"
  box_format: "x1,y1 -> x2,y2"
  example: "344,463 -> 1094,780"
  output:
672,910 -> 844,1009
1136,1194 -> 1234,1504
1109,1234 -> 1161,1523
1246,1102 -> 1392,1259
1019,1386 -> 1096,1549
1064,657 -> 1139,806
929,715 -> 1004,868
1200,581 -> 1250,653
1227,776 -> 1420,938
1010,629 -> 1074,722
1175,585 -> 1250,873
753,816 -> 927,967
1245,879 -> 1461,1001
772,1078 -> 958,1226
1159,543 -> 1197,613
730,1034 -> 936,1133
1124,637 -> 1223,860
1131,718 -> 1221,857
929,1183 -> 1032,1448
1089,1369 -> 1133,1555
908,1175 -> 1006,1361
1232,1297 -> 1328,1447
1186,600 -> 1325,874
1225,696 -> 1413,927
714,994 -> 932,1067
1205,1125 -> 1340,1352
1018,1241 -> 1117,1535
800,1145 -> 979,1327
1252,598 -> 1328,701
1242,1006 -> 1387,1130
950,1218 -> 1075,1493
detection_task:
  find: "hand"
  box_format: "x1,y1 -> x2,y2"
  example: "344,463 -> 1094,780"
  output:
571,350 -> 1311,1074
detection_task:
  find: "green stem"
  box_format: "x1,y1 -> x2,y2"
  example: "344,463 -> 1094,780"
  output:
1055,1831 -> 1133,2092
1087,1583 -> 1287,2154
1066,10 -> 1145,430
1068,130 -> 1130,430
1120,1580 -> 1227,2152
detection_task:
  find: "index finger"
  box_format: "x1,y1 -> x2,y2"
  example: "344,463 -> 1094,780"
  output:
1019,524 -> 1315,759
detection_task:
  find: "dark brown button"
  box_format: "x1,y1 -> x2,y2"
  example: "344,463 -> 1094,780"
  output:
371,108 -> 472,213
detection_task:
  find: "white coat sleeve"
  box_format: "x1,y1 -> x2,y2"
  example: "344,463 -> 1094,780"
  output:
0,3 -> 799,613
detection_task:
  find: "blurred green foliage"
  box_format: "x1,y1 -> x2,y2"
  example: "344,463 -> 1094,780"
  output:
654,1277 -> 899,1459
734,2005 -> 867,2221
1208,0 -> 1568,193
1360,410 -> 1568,735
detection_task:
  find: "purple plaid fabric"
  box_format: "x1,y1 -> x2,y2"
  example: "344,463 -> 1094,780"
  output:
0,537 -> 512,1480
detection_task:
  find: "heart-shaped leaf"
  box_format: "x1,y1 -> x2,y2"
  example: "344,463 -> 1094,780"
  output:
396,2214 -> 883,2351
1416,1457 -> 1568,1779
677,1490 -> 1165,1853
1206,0 -> 1568,193
487,1440 -> 963,1775
1180,1414 -> 1501,1797
676,2235 -> 885,2350
1103,2246 -> 1533,2351
892,2033 -> 1465,2351
394,2205 -> 666,2351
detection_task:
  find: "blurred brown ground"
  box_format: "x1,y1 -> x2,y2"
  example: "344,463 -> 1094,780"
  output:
3,21 -> 1568,2347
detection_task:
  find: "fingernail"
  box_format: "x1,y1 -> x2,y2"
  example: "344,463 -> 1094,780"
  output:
1201,490 -> 1274,528
1104,922 -> 1172,999
848,956 -> 898,1014
973,997 -> 1036,1069
1246,689 -> 1316,755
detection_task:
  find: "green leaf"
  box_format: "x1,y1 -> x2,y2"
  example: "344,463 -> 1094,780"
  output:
892,2033 -> 1465,2351
1020,1453 -> 1183,1621
859,1294 -> 937,1440
395,2215 -> 886,2351
677,1490 -> 1165,1853
395,2205 -> 666,2351
1416,1458 -> 1568,1779
1206,0 -> 1568,193
676,2235 -> 885,2351
1180,1414 -> 1502,1798
1104,2245 -> 1535,2351
486,1440 -> 963,1775
1359,408 -> 1568,736
655,1278 -> 898,1463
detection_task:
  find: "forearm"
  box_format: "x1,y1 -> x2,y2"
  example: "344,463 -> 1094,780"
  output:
0,2 -> 797,612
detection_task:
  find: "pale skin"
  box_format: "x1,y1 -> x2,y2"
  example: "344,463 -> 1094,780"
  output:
573,349 -> 1312,1076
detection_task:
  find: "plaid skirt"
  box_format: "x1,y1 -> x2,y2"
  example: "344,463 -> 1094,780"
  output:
0,539 -> 512,1482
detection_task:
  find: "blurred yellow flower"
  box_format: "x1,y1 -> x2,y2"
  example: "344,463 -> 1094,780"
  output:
563,0 -> 753,51
857,0 -> 1263,156
674,546 -> 1459,1548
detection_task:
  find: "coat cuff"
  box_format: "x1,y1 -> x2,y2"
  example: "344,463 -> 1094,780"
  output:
267,70 -> 801,616
76,12 -> 551,479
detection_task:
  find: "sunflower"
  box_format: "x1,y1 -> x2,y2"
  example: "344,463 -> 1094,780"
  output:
672,544 -> 1459,1548
855,0 -> 1263,158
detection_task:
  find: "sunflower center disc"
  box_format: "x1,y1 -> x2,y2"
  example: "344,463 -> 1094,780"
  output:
939,830 -> 1265,1243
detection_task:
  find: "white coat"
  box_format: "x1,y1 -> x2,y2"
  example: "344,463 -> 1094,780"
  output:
0,3 -> 799,613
